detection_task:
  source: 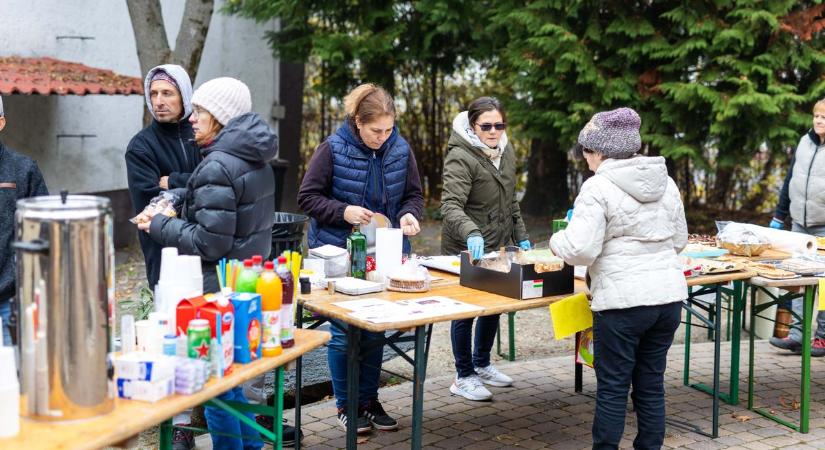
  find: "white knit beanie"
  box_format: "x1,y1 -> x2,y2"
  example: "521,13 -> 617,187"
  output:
191,77 -> 252,125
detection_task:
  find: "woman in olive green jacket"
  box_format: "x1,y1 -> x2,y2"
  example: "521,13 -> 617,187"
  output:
440,97 -> 530,401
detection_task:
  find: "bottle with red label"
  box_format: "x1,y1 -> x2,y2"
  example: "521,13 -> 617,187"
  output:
276,255 -> 295,348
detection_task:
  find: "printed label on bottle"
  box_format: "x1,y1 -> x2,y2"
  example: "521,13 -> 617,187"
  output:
262,311 -> 281,350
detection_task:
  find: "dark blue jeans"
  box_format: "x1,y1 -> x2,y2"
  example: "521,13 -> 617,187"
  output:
450,314 -> 500,378
328,320 -> 385,409
592,301 -> 681,450
203,386 -> 262,450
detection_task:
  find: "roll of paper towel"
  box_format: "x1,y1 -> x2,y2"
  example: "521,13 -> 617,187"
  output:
375,227 -> 403,279
740,223 -> 816,255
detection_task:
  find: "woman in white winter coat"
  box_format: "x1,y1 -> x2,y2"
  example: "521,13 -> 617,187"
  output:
550,107 -> 687,450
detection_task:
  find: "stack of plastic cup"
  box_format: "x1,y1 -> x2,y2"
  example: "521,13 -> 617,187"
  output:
0,318 -> 20,437
184,255 -> 203,297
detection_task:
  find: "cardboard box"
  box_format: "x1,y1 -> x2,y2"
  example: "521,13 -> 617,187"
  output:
113,352 -> 176,381
116,377 -> 174,402
459,249 -> 574,300
176,296 -> 235,375
200,299 -> 235,374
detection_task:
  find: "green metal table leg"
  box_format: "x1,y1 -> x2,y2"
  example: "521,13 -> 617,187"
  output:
275,366 -> 284,450
800,286 -> 813,433
496,321 -> 502,356
711,287 -> 721,438
748,284 -> 756,410
683,299 -> 692,387
728,280 -> 744,404
507,312 -> 516,361
749,284 -> 813,433
346,325 -> 361,449
411,325 -> 428,449
159,418 -> 173,450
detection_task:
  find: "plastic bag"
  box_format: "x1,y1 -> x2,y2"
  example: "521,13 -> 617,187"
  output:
130,191 -> 179,224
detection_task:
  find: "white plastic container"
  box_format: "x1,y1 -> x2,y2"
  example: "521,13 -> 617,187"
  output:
0,344 -> 20,437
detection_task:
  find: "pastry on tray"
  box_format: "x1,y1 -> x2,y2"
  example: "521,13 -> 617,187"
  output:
749,263 -> 798,280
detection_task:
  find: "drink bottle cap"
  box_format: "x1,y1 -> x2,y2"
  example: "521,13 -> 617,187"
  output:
277,255 -> 287,264
252,255 -> 263,264
244,259 -> 253,267
264,261 -> 275,270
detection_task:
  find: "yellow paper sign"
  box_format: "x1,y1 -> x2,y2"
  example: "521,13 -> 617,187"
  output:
819,279 -> 825,311
548,292 -> 593,340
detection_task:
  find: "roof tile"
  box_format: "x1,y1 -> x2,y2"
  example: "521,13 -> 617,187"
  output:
0,56 -> 143,96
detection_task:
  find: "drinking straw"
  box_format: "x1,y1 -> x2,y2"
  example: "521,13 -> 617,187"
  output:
216,265 -> 224,290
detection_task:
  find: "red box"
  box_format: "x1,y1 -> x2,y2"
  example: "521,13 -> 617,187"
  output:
176,296 -> 235,375
176,296 -> 208,335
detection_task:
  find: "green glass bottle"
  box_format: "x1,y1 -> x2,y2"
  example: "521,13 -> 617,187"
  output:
347,225 -> 367,279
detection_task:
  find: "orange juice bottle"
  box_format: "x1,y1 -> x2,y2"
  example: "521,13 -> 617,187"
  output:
257,261 -> 283,357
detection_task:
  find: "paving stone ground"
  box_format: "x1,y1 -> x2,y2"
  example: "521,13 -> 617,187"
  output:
282,340 -> 825,449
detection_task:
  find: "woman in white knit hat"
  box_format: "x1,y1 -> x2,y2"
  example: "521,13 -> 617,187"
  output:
136,77 -> 277,450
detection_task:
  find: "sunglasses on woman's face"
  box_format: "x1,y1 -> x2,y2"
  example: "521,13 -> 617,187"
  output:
478,122 -> 506,132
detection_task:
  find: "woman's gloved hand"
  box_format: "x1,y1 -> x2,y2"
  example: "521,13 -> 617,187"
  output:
519,240 -> 532,250
467,234 -> 484,260
769,218 -> 783,230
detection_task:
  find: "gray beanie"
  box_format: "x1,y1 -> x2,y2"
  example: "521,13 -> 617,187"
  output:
191,77 -> 252,126
577,107 -> 641,159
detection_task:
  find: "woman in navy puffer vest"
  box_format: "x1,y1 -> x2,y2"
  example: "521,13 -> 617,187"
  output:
298,83 -> 424,433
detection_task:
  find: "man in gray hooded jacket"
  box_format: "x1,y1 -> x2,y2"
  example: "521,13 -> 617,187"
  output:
125,64 -> 201,289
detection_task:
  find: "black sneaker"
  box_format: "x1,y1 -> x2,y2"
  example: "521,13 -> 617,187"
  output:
255,416 -> 304,447
172,427 -> 195,450
361,399 -> 398,431
337,407 -> 372,433
770,336 -> 802,352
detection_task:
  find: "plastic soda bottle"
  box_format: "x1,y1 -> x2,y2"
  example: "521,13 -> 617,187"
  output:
276,256 -> 295,348
257,261 -> 283,357
251,255 -> 264,273
347,225 -> 367,279
235,259 -> 259,293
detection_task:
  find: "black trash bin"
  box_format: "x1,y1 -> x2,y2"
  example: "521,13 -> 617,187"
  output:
272,212 -> 309,258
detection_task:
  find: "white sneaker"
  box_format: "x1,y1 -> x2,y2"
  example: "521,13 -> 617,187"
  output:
450,375 -> 493,401
475,364 -> 513,387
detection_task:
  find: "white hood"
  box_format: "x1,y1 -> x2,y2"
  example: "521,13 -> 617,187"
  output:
597,156 -> 668,203
143,64 -> 194,121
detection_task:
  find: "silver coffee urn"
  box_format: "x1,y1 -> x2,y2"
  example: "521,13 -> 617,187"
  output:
14,192 -> 115,420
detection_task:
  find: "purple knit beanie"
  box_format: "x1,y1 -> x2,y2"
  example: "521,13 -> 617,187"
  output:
150,70 -> 179,91
577,107 -> 641,159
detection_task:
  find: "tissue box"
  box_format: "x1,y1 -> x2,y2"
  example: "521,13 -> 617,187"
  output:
113,352 -> 176,381
459,249 -> 574,300
116,377 -> 174,402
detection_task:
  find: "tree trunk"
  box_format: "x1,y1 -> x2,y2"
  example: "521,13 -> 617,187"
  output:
170,0 -> 214,78
127,0 -> 214,125
278,61 -> 305,213
521,138 -> 569,216
708,165 -> 735,208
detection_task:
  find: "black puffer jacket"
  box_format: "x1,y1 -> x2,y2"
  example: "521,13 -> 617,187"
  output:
149,113 -> 277,282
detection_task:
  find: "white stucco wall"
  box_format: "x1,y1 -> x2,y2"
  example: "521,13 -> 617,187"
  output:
0,0 -> 278,194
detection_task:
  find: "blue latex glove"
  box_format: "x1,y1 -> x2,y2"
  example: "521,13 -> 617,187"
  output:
519,240 -> 532,250
566,208 -> 574,221
769,218 -> 783,230
467,235 -> 484,260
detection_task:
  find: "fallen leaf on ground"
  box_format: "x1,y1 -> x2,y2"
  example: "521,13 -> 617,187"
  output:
731,412 -> 753,422
356,437 -> 369,444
